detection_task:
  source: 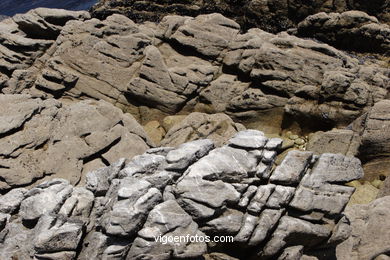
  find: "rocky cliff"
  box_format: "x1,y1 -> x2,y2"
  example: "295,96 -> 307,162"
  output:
0,4 -> 389,260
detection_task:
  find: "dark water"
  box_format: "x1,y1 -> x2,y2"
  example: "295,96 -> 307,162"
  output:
0,0 -> 98,16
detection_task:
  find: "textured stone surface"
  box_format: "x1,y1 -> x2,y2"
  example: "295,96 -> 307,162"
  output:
0,94 -> 151,190
0,131 -> 363,259
91,0 -> 390,33
307,129 -> 360,157
378,177 -> 390,198
297,11 -> 390,53
360,100 -> 390,160
161,112 -> 246,147
1,12 -> 388,134
0,8 -> 89,92
337,196 -> 390,260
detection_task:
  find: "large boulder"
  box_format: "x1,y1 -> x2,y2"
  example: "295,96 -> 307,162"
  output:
0,94 -> 152,190
0,130 -> 364,259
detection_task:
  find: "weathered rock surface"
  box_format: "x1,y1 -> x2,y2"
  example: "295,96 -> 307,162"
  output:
307,129 -> 360,157
1,11 -> 388,134
337,196 -> 390,260
0,94 -> 152,190
90,0 -> 390,33
359,100 -> 390,161
0,130 -> 364,259
297,11 -> 390,54
0,8 -> 89,92
307,100 -> 390,187
161,112 -> 246,147
0,15 -> 9,22
378,177 -> 390,198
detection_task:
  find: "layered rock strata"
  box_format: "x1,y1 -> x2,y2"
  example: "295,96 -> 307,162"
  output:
0,94 -> 152,190
0,130 -> 364,259
1,11 -> 388,134
0,8 -> 89,89
297,11 -> 390,54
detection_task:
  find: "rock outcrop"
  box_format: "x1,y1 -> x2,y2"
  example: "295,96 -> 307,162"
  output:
0,94 -> 152,190
307,100 -> 390,205
297,11 -> 390,54
1,11 -> 388,134
0,130 -> 364,259
0,8 -> 90,90
90,0 -> 390,33
0,5 -> 388,260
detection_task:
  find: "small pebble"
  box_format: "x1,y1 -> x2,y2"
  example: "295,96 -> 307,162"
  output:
294,138 -> 305,145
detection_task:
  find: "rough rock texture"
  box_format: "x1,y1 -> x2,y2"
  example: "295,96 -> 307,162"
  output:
0,130 -> 364,259
160,112 -> 246,147
307,100 -> 390,180
90,0 -> 390,33
2,12 -> 388,134
0,94 -> 152,190
0,8 -> 90,91
306,129 -> 360,157
297,11 -> 390,54
0,15 -> 9,22
337,196 -> 390,260
359,100 -> 390,161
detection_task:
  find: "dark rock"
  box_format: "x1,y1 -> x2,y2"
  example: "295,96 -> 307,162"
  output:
297,11 -> 390,54
91,0 -> 390,33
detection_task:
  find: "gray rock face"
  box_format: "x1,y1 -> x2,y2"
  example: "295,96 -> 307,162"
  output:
20,179 -> 73,222
297,11 -> 390,54
360,100 -> 390,160
306,100 -> 390,194
0,8 -> 89,92
0,94 -> 151,190
307,129 -> 360,157
1,11 -> 388,134
337,196 -> 390,260
0,188 -> 28,214
0,131 -> 363,259
128,200 -> 207,260
161,112 -> 246,147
